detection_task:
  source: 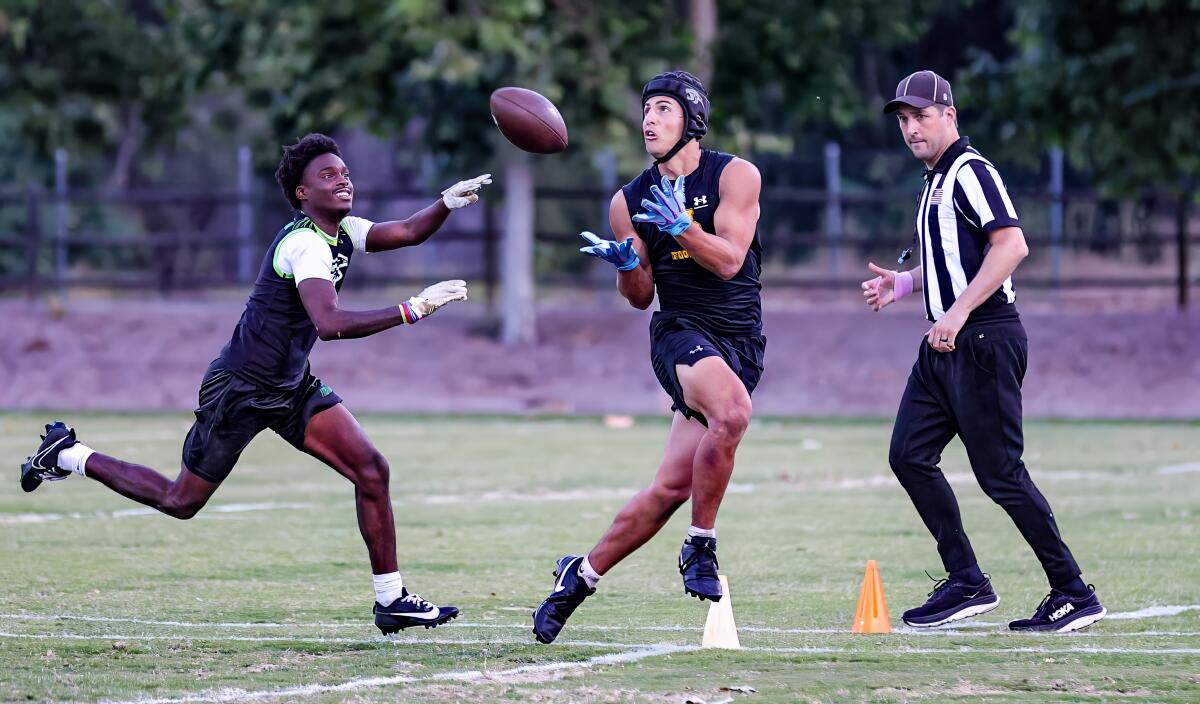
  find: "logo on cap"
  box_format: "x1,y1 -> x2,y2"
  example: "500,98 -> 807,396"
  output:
685,87 -> 701,104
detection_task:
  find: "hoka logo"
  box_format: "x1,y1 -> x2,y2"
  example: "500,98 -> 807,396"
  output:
1050,603 -> 1074,621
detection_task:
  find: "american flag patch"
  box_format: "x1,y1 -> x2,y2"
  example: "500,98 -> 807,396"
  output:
929,189 -> 944,205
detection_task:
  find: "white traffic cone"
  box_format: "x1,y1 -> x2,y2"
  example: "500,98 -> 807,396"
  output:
702,575 -> 741,649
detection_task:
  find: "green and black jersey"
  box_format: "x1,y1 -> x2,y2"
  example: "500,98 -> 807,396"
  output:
217,215 -> 373,389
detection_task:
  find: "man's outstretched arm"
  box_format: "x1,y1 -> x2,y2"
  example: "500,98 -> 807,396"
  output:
363,174 -> 492,252
298,278 -> 467,341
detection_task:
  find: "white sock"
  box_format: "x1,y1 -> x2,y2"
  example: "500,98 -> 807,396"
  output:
372,572 -> 404,606
578,556 -> 602,589
688,524 -> 716,540
57,444 -> 95,477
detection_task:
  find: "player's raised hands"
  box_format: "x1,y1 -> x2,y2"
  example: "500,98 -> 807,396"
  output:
578,231 -> 641,271
633,175 -> 692,237
441,174 -> 493,209
402,280 -> 469,322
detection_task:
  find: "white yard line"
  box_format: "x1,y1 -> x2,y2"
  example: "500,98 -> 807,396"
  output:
21,634 -> 1200,704
0,502 -> 310,524
6,629 -> 1200,658
1107,604 -> 1200,619
2,604 -> 1190,638
1156,462 -> 1200,475
94,643 -> 695,704
4,603 -> 1195,632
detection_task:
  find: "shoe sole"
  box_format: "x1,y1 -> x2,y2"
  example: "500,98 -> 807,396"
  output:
684,586 -> 723,602
375,610 -> 459,635
903,597 -> 1001,628
20,458 -> 43,493
1010,605 -> 1107,633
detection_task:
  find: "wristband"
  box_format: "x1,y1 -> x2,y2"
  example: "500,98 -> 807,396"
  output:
398,301 -> 420,325
894,270 -> 914,301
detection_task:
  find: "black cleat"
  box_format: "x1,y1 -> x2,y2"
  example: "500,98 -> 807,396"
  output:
532,555 -> 595,644
1009,585 -> 1106,633
20,421 -> 77,493
373,588 -> 459,634
902,572 -> 1000,628
679,535 -> 722,601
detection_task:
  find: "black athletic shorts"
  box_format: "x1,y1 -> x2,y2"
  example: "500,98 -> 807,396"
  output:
649,315 -> 766,426
181,359 -> 343,483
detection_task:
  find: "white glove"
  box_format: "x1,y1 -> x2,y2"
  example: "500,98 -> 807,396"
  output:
441,174 -> 493,209
405,279 -> 468,320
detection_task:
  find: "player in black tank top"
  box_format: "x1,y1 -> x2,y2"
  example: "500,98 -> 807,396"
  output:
535,71 -> 767,644
21,133 -> 493,634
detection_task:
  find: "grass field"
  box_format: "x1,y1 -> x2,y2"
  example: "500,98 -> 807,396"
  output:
1,412 -> 1198,703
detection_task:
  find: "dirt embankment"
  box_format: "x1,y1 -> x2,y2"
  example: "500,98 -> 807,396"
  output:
1,296 -> 1196,419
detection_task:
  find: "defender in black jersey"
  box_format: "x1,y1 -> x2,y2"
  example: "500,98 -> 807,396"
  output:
20,133 -> 491,633
534,72 -> 765,644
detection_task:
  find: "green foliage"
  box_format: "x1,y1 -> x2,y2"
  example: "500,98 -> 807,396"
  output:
0,0 -> 1195,195
0,0 -> 242,186
963,0 -> 1200,195
710,0 -> 941,146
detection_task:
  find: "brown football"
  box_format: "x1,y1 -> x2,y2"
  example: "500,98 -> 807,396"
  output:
489,87 -> 569,154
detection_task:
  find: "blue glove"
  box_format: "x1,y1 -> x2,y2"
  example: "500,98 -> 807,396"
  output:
632,174 -> 692,237
578,231 -> 640,271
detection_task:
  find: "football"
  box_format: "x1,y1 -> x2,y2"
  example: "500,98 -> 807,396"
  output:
489,87 -> 569,154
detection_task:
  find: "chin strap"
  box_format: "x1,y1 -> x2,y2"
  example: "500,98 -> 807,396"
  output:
654,137 -> 694,165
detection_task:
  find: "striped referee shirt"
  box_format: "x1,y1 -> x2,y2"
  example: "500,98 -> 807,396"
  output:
913,137 -> 1021,324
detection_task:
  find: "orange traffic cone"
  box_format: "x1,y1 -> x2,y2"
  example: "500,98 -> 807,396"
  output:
851,559 -> 891,633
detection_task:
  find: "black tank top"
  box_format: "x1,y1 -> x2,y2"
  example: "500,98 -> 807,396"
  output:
622,149 -> 762,336
219,216 -> 355,388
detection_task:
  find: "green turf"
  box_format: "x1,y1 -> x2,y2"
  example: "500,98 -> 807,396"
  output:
1,413 -> 1198,703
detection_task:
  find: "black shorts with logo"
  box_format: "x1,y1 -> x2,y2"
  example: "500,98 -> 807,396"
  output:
649,314 -> 766,426
181,359 -> 342,483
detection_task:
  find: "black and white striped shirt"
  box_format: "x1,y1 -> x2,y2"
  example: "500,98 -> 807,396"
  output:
913,137 -> 1021,323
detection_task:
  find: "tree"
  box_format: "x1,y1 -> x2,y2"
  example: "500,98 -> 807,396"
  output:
963,0 -> 1200,197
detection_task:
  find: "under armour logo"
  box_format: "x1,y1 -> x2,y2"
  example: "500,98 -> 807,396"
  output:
689,345 -> 703,355
685,87 -> 701,104
692,195 -> 708,207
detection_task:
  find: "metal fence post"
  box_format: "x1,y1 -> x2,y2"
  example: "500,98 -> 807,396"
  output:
237,145 -> 254,283
54,148 -> 68,293
501,153 -> 536,344
483,196 -> 497,311
24,185 -> 41,299
1049,147 -> 1064,293
1178,189 -> 1192,310
824,141 -> 843,275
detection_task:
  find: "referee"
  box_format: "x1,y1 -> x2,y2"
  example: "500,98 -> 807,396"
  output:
861,70 -> 1106,632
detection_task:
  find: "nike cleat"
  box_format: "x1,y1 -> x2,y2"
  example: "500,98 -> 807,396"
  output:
902,572 -> 1000,627
1009,585 -> 1106,633
373,588 -> 459,634
532,555 -> 595,644
20,421 -> 78,493
679,535 -> 722,601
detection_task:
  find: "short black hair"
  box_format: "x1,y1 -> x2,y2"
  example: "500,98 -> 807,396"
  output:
275,133 -> 341,210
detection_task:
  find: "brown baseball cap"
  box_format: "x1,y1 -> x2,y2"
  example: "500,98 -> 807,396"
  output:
884,70 -> 954,113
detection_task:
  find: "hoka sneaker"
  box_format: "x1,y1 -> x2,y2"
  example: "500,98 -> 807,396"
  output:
902,572 -> 1000,627
1009,585 -> 1106,632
